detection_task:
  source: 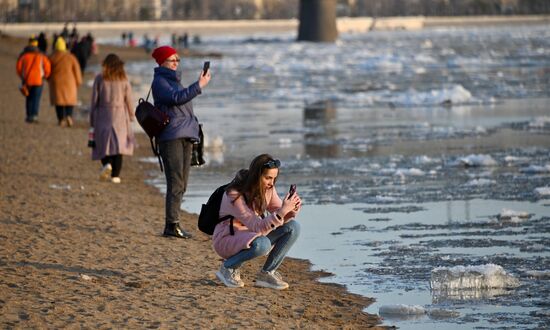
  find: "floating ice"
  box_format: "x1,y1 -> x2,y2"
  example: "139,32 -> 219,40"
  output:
520,164 -> 550,174
534,187 -> 550,197
497,208 -> 531,222
457,154 -> 497,167
464,178 -> 496,186
430,264 -> 520,291
528,116 -> 550,128
524,270 -> 550,279
504,155 -> 530,164
394,168 -> 425,177
383,84 -> 473,107
414,155 -> 439,165
379,304 -> 426,316
427,308 -> 461,319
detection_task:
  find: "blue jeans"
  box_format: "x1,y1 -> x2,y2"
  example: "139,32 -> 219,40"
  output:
224,220 -> 301,272
26,85 -> 43,121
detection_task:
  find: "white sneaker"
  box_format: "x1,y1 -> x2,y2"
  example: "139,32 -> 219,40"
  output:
111,177 -> 121,184
255,270 -> 289,290
216,264 -> 244,288
99,164 -> 112,181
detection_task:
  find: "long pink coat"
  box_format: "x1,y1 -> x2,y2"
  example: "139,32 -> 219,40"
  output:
90,74 -> 135,160
212,186 -> 298,259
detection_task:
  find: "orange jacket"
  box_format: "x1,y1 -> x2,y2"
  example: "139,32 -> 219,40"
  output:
16,50 -> 51,86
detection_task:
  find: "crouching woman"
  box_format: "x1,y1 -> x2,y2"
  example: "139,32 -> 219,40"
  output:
213,154 -> 301,290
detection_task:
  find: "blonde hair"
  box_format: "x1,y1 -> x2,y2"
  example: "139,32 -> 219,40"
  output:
102,53 -> 127,81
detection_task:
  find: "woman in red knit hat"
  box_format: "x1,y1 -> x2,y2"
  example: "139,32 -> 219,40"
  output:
151,45 -> 211,239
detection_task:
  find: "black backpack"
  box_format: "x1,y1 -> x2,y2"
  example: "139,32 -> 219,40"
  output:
135,87 -> 170,172
198,184 -> 235,235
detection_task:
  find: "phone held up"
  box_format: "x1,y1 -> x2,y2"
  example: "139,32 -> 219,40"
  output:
288,184 -> 297,198
202,61 -> 210,76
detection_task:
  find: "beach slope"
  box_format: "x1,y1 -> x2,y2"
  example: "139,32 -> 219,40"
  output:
0,34 -> 382,329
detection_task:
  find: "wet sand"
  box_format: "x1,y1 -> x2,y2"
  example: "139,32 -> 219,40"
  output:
0,34 -> 384,328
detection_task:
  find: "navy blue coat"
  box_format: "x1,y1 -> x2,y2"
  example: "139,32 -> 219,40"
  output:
151,66 -> 202,142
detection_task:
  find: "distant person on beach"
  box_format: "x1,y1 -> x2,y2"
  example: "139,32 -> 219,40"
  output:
71,36 -> 92,74
48,37 -> 82,127
16,37 -> 51,123
213,154 -> 301,289
37,32 -> 47,53
90,54 -> 135,184
151,45 -> 211,238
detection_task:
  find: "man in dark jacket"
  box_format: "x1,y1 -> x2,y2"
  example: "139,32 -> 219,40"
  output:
151,46 -> 211,239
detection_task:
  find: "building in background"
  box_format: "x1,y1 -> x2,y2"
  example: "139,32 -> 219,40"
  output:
0,0 -> 548,23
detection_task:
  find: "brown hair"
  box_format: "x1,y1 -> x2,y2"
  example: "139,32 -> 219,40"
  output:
102,53 -> 127,81
227,154 -> 279,215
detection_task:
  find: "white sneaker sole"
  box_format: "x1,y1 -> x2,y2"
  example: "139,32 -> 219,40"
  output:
254,280 -> 289,290
215,271 -> 244,288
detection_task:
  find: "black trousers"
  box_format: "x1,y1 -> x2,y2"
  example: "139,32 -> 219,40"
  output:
55,105 -> 74,121
101,155 -> 123,177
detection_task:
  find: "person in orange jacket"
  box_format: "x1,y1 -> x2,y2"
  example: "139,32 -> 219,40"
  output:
16,37 -> 51,123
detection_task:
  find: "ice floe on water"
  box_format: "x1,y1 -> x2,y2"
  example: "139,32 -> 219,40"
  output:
379,304 -> 460,320
534,187 -> 550,197
430,264 -> 520,291
497,208 -> 531,222
454,154 -> 497,167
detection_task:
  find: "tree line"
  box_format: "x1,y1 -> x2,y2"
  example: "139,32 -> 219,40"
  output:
1,0 -> 549,23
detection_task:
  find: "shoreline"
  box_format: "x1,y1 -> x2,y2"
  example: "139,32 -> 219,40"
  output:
0,35 -> 384,328
1,15 -> 549,38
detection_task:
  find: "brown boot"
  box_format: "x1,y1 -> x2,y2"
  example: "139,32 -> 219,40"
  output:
66,116 -> 74,127
59,118 -> 67,127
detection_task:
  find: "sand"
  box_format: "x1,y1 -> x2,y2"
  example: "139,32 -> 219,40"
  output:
0,34 -> 384,329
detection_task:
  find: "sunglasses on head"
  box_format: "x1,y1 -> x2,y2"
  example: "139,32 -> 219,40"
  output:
263,159 -> 281,169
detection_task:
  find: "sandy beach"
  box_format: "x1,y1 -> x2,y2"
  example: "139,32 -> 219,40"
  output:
0,34 -> 383,329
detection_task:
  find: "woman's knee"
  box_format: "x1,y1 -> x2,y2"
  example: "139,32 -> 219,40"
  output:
284,220 -> 301,236
249,236 -> 271,256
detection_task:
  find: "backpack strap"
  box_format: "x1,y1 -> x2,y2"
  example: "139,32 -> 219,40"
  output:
150,137 -> 164,172
218,215 -> 234,235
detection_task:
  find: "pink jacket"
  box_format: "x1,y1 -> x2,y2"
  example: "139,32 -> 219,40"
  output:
212,187 -> 297,259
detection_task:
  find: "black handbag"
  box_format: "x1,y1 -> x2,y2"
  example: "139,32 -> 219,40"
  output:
135,87 -> 170,171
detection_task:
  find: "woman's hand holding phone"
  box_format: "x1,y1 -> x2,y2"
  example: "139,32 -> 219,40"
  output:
198,61 -> 211,88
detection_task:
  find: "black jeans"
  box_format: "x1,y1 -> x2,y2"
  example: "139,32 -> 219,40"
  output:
55,105 -> 74,121
159,138 -> 192,225
101,155 -> 123,177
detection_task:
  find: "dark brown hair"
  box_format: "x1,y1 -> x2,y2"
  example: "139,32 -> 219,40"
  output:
227,154 -> 279,215
102,53 -> 127,81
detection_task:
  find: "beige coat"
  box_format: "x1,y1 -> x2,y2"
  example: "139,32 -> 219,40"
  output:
48,51 -> 82,106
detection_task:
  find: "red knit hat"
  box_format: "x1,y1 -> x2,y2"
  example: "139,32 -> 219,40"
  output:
152,46 -> 177,65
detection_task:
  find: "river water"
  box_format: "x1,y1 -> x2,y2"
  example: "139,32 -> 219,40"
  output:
102,24 -> 549,328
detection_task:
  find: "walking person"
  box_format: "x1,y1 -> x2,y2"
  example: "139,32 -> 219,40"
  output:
150,45 -> 211,238
48,37 -> 82,127
16,37 -> 51,123
214,154 -> 302,289
90,54 -> 135,184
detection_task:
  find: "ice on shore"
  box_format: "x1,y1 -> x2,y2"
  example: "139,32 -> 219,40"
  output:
379,304 -> 426,316
430,264 -> 520,291
455,154 -> 497,167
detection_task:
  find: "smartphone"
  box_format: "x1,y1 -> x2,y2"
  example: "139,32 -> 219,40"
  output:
202,61 -> 210,76
288,184 -> 297,198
